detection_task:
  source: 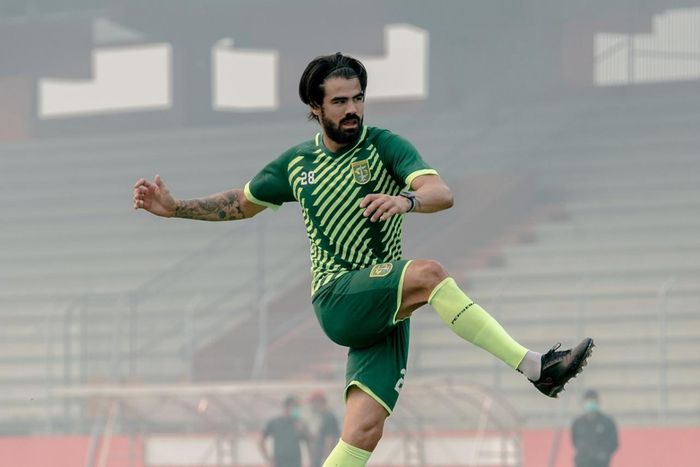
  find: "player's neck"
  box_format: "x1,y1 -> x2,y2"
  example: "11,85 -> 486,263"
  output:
321,127 -> 365,155
321,133 -> 348,154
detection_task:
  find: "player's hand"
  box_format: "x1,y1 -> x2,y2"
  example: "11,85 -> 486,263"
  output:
133,174 -> 177,217
359,193 -> 411,222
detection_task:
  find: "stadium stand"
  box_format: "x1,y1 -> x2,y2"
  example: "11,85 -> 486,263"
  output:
1,84 -> 699,434
412,85 -> 700,427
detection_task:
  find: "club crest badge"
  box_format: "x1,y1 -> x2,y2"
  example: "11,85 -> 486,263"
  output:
369,263 -> 393,278
351,159 -> 371,185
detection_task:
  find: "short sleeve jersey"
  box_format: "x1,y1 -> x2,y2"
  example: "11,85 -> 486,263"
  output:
244,126 -> 437,294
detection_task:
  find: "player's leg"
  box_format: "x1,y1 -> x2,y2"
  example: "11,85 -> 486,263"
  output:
322,387 -> 385,467
397,259 -> 536,370
322,319 -> 410,467
312,260 -> 413,349
397,259 -> 594,397
313,264 -> 412,467
340,386 -> 388,450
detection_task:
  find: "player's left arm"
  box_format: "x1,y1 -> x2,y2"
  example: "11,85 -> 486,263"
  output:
360,174 -> 453,222
408,174 -> 453,213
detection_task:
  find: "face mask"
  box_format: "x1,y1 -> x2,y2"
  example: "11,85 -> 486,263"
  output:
584,400 -> 599,413
290,407 -> 301,419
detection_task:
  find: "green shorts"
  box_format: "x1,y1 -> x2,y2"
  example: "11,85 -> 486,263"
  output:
312,260 -> 412,414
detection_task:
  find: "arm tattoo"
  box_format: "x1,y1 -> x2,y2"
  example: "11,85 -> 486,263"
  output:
175,190 -> 246,221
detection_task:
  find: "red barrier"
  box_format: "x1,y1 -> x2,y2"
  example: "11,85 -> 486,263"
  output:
1,428 -> 698,467
0,436 -> 143,467
523,427 -> 700,467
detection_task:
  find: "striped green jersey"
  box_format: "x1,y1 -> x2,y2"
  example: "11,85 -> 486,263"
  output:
244,125 -> 437,294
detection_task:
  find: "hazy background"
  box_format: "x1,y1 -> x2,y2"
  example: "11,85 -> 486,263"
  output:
1,1 -> 700,466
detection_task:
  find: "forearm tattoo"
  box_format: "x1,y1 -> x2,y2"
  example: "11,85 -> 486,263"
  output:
175,190 -> 246,221
414,196 -> 422,213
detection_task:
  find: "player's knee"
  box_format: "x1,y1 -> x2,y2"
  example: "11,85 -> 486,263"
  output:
413,259 -> 448,292
347,418 -> 384,451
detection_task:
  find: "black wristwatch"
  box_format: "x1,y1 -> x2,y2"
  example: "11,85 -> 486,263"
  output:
399,190 -> 417,213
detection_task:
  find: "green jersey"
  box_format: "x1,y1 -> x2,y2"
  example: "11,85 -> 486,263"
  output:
244,125 -> 437,294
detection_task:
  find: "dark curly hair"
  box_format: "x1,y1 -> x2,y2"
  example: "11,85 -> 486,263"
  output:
299,52 -> 367,121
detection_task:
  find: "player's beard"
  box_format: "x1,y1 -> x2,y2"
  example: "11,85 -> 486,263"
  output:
321,112 -> 363,147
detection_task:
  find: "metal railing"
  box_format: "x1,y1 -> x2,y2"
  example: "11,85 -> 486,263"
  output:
13,218 -> 308,431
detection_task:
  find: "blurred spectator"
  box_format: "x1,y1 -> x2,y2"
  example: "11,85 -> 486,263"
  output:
571,389 -> 619,467
259,395 -> 309,467
307,390 -> 340,467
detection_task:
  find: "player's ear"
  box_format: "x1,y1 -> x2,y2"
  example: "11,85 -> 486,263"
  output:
310,105 -> 321,118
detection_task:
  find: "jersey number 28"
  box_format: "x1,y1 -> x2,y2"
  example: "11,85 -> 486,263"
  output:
300,171 -> 316,185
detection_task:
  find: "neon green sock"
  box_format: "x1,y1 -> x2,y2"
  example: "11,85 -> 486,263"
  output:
323,439 -> 371,467
428,277 -> 528,369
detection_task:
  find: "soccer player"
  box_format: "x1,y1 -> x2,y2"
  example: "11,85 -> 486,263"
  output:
133,52 -> 594,467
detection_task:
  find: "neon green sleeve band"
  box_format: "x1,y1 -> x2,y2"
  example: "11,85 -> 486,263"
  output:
244,181 -> 280,211
405,169 -> 438,188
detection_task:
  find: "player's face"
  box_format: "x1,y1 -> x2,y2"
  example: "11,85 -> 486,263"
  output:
314,76 -> 364,146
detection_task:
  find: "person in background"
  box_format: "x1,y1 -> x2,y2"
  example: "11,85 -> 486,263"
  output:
571,389 -> 619,467
308,391 -> 340,467
259,395 -> 309,467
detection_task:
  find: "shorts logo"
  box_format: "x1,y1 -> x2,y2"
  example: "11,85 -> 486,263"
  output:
394,368 -> 406,393
351,159 -> 371,185
369,263 -> 393,278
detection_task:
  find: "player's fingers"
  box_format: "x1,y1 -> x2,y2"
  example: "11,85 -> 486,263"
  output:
137,180 -> 157,193
134,187 -> 148,199
379,206 -> 400,221
155,174 -> 165,189
366,195 -> 391,212
363,198 -> 385,218
369,200 -> 392,221
372,208 -> 390,222
359,193 -> 380,208
133,178 -> 148,189
380,198 -> 406,221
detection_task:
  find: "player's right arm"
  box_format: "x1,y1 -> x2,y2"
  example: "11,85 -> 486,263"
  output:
133,174 -> 266,221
